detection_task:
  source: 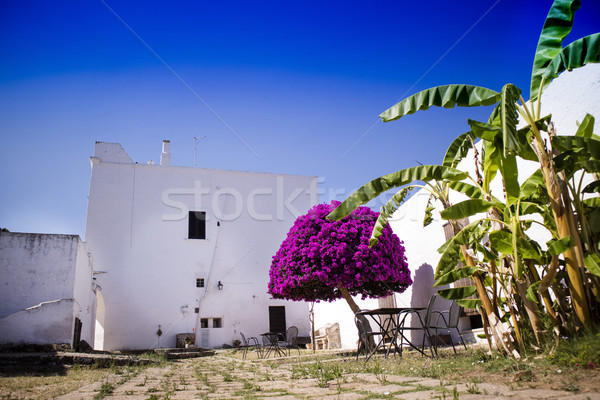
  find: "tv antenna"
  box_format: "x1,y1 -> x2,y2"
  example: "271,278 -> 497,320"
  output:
193,136 -> 206,167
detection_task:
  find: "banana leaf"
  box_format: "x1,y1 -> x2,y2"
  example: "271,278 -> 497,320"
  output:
379,85 -> 500,122
542,33 -> 600,87
582,180 -> 600,193
423,193 -> 435,228
575,114 -> 596,139
500,84 -> 522,156
482,135 -> 501,193
580,161 -> 600,173
585,207 -> 600,242
520,169 -> 545,199
447,181 -> 484,200
440,199 -> 494,221
435,266 -> 479,287
327,165 -> 467,221
513,117 -> 551,162
435,220 -> 486,280
437,286 -> 478,301
547,236 -> 573,256
584,252 -> 600,276
456,298 -> 482,309
530,0 -> 581,101
467,119 -> 503,192
468,119 -> 502,142
552,136 -> 600,158
526,282 -> 541,304
443,131 -> 474,168
552,136 -> 600,177
501,153 -> 520,206
488,230 -> 543,263
519,201 -> 545,216
369,186 -> 412,246
583,198 -> 600,208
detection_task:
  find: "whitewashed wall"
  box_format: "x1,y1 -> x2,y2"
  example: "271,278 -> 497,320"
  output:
85,142 -> 318,350
314,64 -> 600,350
73,239 -> 97,346
0,232 -> 96,346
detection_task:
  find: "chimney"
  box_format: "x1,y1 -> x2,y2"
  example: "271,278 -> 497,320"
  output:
160,140 -> 171,167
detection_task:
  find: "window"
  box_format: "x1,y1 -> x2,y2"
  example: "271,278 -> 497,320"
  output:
188,211 -> 206,239
194,307 -> 199,314
200,318 -> 208,328
196,278 -> 204,288
212,318 -> 222,328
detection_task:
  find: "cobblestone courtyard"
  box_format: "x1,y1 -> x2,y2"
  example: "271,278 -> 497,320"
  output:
54,353 -> 600,400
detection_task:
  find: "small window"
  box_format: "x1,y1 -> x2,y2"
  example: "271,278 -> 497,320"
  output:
212,318 -> 222,328
194,307 -> 199,314
189,211 -> 206,239
200,318 -> 208,328
196,278 -> 204,288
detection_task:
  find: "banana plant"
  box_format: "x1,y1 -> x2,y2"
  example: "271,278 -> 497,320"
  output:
329,0 -> 599,355
328,129 -> 526,356
372,0 -> 599,331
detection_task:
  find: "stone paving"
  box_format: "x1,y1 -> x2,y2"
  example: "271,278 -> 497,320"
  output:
57,354 -> 600,400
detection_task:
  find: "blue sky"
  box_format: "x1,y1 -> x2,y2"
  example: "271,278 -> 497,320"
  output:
1,1 -> 599,237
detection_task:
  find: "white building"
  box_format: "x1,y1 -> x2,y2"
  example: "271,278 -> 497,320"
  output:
0,232 -> 96,348
314,64 -> 600,350
85,141 -> 318,350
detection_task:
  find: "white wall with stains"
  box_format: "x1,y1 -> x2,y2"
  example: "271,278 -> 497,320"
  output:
85,141 -> 318,350
0,232 -> 96,346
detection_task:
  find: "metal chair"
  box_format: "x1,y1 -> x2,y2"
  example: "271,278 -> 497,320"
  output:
354,311 -> 387,361
279,326 -> 301,356
240,332 -> 261,359
394,296 -> 437,357
425,299 -> 468,354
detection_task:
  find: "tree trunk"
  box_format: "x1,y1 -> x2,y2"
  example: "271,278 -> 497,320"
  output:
514,277 -> 543,347
531,130 -> 592,330
450,217 -> 520,358
339,287 -> 361,314
339,286 -> 376,352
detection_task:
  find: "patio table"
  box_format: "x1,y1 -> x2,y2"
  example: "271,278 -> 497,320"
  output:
355,307 -> 427,360
260,332 -> 287,358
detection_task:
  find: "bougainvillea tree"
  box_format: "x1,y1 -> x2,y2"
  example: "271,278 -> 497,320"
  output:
268,201 -> 412,313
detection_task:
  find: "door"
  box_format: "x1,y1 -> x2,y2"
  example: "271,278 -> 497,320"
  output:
268,306 -> 286,335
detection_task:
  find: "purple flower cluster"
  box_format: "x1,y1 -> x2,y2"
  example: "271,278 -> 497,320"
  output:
268,201 -> 412,302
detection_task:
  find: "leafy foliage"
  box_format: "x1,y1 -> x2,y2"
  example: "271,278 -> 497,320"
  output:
530,0 -> 581,100
327,165 -> 467,222
379,85 -> 500,122
330,0 -> 599,355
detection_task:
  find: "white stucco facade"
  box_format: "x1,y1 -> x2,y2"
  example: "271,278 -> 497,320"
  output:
0,232 -> 96,347
85,141 -> 318,350
314,64 -> 600,350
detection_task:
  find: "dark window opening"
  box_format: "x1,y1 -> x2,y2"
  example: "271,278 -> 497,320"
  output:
196,278 -> 204,288
268,306 -> 286,335
189,211 -> 206,239
200,318 -> 208,328
213,318 -> 222,328
469,314 -> 483,329
194,307 -> 199,314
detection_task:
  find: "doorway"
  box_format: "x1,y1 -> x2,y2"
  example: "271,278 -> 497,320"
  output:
268,306 -> 286,335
